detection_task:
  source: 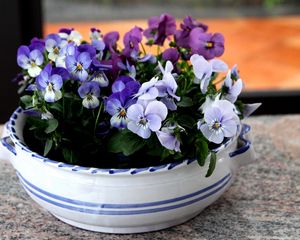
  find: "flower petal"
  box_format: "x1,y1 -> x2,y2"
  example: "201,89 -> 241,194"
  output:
28,66 -> 42,77
146,114 -> 162,131
82,95 -> 99,109
127,121 -> 151,139
105,98 -> 122,116
127,103 -> 144,121
145,100 -> 168,120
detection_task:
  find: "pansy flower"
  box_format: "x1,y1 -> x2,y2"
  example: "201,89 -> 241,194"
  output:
144,13 -> 176,46
156,61 -> 180,110
78,81 -> 101,109
175,16 -> 208,48
17,46 -> 44,77
127,100 -> 168,139
105,76 -> 140,128
45,34 -> 68,62
190,54 -> 228,93
36,64 -> 64,102
59,28 -> 82,45
135,77 -> 159,100
223,69 -> 243,103
189,29 -> 225,60
156,126 -> 181,152
65,51 -> 92,81
198,100 -> 239,144
123,26 -> 143,58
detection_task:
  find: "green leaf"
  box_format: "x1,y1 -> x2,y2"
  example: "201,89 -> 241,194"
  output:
195,139 -> 209,166
62,148 -> 78,164
45,119 -> 59,134
108,130 -> 146,156
177,115 -> 195,129
20,95 -> 33,109
206,152 -> 217,177
177,96 -> 193,107
49,103 -> 63,113
44,139 -> 53,156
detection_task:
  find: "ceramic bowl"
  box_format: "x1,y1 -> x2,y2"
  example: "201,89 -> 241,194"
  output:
1,108 -> 256,233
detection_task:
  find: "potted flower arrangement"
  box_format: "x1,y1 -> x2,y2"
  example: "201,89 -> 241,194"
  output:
1,13 -> 260,233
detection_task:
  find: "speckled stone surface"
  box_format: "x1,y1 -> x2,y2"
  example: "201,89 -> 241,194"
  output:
0,115 -> 299,240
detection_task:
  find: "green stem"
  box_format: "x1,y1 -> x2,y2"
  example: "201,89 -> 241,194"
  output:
140,42 -> 146,55
157,45 -> 160,55
94,102 -> 103,133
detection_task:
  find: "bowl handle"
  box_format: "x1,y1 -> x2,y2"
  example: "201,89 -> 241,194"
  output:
0,136 -> 16,161
229,124 -> 256,168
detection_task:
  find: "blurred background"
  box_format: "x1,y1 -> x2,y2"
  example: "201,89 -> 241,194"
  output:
1,0 -> 300,122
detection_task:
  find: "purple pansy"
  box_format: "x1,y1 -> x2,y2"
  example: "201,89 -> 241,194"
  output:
175,16 -> 208,48
105,93 -> 135,129
198,100 -> 239,144
36,64 -> 63,102
156,126 -> 181,152
223,69 -> 243,103
144,13 -> 176,46
106,76 -> 140,128
123,26 -> 143,58
17,46 -> 44,77
55,42 -> 76,68
78,81 -> 101,109
65,51 -> 92,81
189,29 -> 225,60
162,48 -> 180,64
104,31 -> 119,52
190,54 -> 228,93
127,100 -> 168,139
29,37 -> 45,53
45,34 -> 68,62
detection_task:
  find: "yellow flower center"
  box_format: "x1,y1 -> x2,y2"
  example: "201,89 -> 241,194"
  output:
53,47 -> 60,55
212,122 -> 221,130
118,108 -> 127,118
76,63 -> 83,71
206,42 -> 214,48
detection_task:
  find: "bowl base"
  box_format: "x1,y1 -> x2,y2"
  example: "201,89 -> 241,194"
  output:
52,211 -> 201,234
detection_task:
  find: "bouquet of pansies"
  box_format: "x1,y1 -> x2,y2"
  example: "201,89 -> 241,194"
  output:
15,13 -> 260,176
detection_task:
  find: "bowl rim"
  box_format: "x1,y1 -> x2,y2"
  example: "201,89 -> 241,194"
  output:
8,107 -> 239,176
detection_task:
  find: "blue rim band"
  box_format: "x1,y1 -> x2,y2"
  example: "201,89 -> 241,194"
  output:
18,173 -> 231,215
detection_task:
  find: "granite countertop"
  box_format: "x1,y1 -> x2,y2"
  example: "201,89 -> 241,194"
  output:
0,115 -> 299,240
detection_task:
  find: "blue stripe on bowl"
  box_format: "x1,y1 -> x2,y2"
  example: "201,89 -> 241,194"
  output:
19,176 -> 231,216
17,171 -> 230,209
229,124 -> 251,158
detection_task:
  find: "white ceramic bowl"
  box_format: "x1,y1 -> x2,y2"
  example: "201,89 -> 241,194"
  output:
1,108 -> 255,233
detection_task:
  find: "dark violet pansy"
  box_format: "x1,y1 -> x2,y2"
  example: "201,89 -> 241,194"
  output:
123,26 -> 143,58
29,37 -> 45,53
175,16 -> 208,48
105,76 -> 140,129
162,48 -> 180,64
144,13 -> 176,46
78,81 -> 101,109
189,28 -> 225,60
104,31 -> 119,52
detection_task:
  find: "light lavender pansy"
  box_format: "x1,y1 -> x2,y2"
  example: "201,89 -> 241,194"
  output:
190,54 -> 228,94
198,99 -> 239,144
127,100 -> 168,139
